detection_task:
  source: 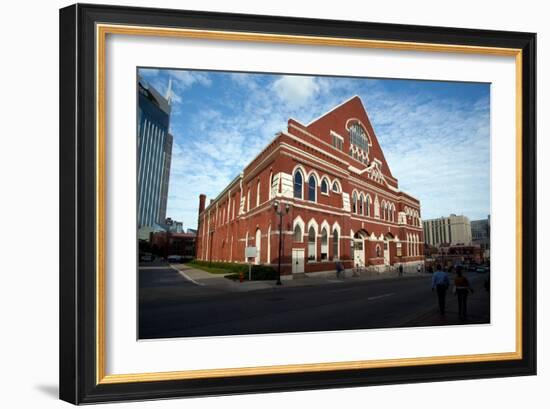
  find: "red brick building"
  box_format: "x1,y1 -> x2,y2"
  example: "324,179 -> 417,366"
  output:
149,231 -> 197,260
195,96 -> 424,277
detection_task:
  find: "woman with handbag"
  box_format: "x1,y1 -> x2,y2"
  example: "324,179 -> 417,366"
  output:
454,268 -> 474,321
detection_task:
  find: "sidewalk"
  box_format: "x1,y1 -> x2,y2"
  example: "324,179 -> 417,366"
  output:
172,263 -> 431,293
173,264 -> 275,292
400,285 -> 491,327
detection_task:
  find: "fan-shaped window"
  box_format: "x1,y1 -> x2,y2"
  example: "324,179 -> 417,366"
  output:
293,224 -> 302,242
308,175 -> 316,202
320,178 -> 328,194
349,122 -> 369,154
331,181 -> 340,193
321,228 -> 328,261
308,227 -> 316,261
293,170 -> 303,199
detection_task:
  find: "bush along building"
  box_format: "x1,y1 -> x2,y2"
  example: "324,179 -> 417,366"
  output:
195,96 -> 424,278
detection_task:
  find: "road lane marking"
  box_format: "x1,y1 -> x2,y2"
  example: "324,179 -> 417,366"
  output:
367,292 -> 395,301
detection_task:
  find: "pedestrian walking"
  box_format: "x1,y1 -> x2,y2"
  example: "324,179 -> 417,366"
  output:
431,264 -> 450,315
335,260 -> 344,279
398,264 -> 404,277
454,269 -> 474,320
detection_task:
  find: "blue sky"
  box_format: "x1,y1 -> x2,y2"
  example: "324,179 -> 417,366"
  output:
139,68 -> 490,231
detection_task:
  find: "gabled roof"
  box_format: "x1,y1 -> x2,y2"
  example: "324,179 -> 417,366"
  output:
304,95 -> 396,181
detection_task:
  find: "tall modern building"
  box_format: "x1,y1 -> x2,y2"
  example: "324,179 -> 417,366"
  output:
471,216 -> 490,250
137,77 -> 173,228
423,214 -> 472,247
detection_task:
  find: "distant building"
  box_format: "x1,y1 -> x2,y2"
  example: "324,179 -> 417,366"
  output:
137,77 -> 173,228
426,243 -> 483,270
471,216 -> 490,249
137,224 -> 166,241
423,214 -> 472,247
165,217 -> 184,233
471,216 -> 490,261
149,231 -> 197,260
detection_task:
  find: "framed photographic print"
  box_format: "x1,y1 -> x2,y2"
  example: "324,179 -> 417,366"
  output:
59,3 -> 536,404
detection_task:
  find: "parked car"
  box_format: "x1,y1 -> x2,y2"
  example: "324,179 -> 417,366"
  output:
167,255 -> 184,263
476,266 -> 488,274
139,253 -> 154,262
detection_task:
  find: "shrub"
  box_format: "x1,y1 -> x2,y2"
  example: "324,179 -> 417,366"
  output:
187,260 -> 277,281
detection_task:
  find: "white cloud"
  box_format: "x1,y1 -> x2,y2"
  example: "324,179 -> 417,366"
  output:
272,75 -> 323,107
171,70 -> 212,89
161,71 -> 490,229
363,92 -> 490,220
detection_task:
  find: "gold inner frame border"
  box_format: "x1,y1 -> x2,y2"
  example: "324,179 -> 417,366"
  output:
95,23 -> 523,385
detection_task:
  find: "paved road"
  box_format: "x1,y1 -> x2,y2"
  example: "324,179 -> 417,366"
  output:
139,262 -> 490,339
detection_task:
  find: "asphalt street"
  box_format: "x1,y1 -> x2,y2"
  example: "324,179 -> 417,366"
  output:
139,262 -> 490,339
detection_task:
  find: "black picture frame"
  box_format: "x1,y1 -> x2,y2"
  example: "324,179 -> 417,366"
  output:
59,3 -> 536,405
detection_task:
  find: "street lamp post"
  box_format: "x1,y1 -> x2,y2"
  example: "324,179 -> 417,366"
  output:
273,200 -> 290,286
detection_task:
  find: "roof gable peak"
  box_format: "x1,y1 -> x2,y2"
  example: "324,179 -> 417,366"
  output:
305,95 -> 363,127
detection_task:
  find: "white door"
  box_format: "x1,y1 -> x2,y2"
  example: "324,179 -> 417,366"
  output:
292,249 -> 305,274
384,240 -> 390,265
354,240 -> 365,267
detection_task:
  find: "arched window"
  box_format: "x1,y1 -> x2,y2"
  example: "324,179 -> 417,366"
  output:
332,229 -> 339,260
308,175 -> 316,202
308,227 -> 316,261
293,224 -> 303,242
267,225 -> 271,263
376,245 -> 381,258
348,122 -> 369,154
255,228 -> 261,264
359,194 -> 364,215
293,170 -> 303,199
268,172 -> 273,200
352,192 -> 358,213
332,181 -> 340,193
256,180 -> 261,207
320,228 -> 328,261
365,196 -> 371,217
320,178 -> 329,194
244,231 -> 249,262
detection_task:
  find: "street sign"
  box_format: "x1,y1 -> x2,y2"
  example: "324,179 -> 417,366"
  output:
245,246 -> 257,258
245,246 -> 257,282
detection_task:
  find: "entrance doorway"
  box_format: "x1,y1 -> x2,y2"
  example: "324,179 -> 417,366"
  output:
292,249 -> 305,274
353,230 -> 368,267
384,239 -> 390,265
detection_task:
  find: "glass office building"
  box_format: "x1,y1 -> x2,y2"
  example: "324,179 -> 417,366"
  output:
137,78 -> 173,228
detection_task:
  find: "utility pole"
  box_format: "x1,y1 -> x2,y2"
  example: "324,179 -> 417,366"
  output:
273,200 -> 290,285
